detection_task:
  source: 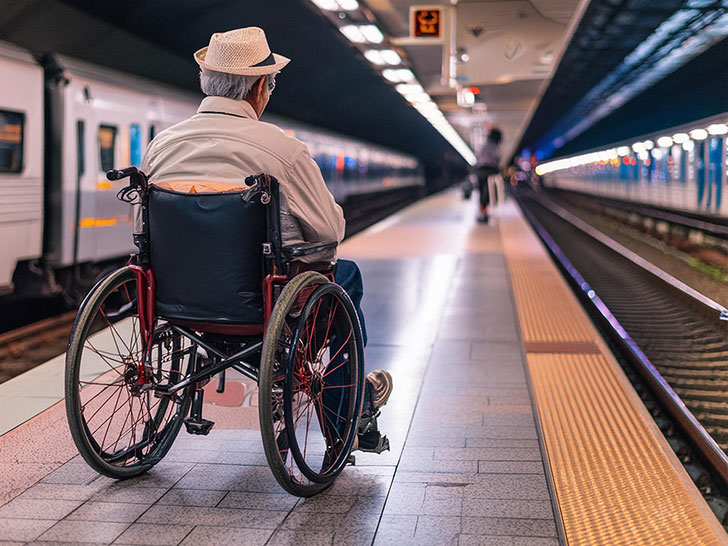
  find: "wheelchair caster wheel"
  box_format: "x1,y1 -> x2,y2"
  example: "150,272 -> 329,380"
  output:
347,454 -> 356,466
184,417 -> 215,435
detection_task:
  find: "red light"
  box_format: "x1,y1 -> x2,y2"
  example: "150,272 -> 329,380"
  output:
622,157 -> 628,165
630,157 -> 637,166
469,87 -> 480,94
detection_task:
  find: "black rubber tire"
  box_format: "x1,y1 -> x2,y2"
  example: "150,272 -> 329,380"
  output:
284,282 -> 364,483
65,267 -> 191,479
260,271 -> 361,496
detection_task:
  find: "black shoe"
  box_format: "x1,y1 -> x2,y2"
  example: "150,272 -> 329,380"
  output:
477,214 -> 489,223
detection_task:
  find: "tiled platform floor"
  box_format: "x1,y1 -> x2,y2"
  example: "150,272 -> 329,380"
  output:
0,190 -> 558,545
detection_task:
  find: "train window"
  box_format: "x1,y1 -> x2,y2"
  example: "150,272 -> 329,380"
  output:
129,124 -> 142,167
149,124 -> 157,143
98,124 -> 117,172
0,109 -> 25,173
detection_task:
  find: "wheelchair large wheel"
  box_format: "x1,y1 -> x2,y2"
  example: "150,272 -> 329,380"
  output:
65,267 -> 193,479
259,271 -> 365,496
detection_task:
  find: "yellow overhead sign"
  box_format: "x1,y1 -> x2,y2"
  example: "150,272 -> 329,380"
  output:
411,6 -> 442,39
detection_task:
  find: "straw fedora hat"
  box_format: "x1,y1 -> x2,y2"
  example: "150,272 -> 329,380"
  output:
194,27 -> 290,76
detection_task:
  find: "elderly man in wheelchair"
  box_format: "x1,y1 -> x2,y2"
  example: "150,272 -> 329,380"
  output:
63,27 -> 391,497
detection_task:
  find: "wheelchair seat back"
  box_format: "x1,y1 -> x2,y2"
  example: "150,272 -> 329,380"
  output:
148,185 -> 267,325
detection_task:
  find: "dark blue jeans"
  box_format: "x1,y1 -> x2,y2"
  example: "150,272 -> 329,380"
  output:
321,259 -> 368,440
334,259 -> 367,347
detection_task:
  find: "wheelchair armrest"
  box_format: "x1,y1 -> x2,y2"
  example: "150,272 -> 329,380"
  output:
281,241 -> 338,259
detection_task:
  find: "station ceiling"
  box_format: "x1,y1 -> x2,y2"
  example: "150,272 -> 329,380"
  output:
2,0 -> 722,170
367,0 -> 583,161
0,0 -> 462,169
518,0 -> 728,160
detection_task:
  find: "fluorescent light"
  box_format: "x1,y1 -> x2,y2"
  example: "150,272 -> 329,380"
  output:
406,92 -> 431,104
340,25 -> 365,43
311,0 -> 339,9
651,148 -> 663,159
312,0 -> 359,10
364,50 -> 385,65
336,0 -> 359,10
642,140 -> 654,150
631,142 -> 645,153
656,136 -> 673,147
395,83 -> 423,95
617,146 -> 630,156
379,49 -> 401,65
672,132 -> 689,143
683,140 -> 695,151
690,128 -> 708,140
638,150 -> 649,161
382,68 -> 415,82
382,69 -> 400,82
396,69 -> 415,82
707,123 -> 728,135
359,25 -> 384,44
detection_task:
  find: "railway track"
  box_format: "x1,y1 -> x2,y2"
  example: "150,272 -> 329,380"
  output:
515,189 -> 728,521
0,311 -> 76,383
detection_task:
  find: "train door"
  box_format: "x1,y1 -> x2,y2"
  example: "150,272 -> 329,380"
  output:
708,135 -> 723,213
696,140 -> 706,208
0,46 -> 43,293
66,75 -> 136,265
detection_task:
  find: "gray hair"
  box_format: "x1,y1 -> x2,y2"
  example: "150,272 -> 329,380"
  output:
199,69 -> 277,100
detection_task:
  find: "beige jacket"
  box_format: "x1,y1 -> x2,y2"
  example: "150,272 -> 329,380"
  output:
141,96 -> 345,261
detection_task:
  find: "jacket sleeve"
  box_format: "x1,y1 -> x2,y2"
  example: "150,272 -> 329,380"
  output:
284,146 -> 346,244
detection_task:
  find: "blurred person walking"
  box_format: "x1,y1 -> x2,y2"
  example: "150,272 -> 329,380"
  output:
474,127 -> 502,222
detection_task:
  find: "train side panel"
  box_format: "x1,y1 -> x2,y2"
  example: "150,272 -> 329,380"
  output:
540,115 -> 728,219
48,61 -> 198,267
0,45 -> 43,292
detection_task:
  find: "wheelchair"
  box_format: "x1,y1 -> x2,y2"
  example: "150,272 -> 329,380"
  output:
64,167 -> 365,497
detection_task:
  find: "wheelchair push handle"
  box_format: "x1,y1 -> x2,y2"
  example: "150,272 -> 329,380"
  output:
107,166 -> 140,181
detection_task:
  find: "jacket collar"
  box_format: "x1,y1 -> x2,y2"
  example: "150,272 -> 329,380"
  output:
197,96 -> 259,120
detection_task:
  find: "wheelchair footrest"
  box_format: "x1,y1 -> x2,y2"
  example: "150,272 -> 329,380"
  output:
184,417 -> 215,435
357,432 -> 390,454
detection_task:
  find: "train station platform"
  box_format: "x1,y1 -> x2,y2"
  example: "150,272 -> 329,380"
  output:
0,190 -> 725,545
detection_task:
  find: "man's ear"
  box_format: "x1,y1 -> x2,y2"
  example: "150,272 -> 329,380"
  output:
256,76 -> 266,95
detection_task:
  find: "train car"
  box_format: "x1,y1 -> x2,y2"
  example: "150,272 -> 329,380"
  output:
0,44 -> 424,296
267,115 -> 423,202
43,55 -> 198,276
0,42 -> 44,294
535,115 -> 728,218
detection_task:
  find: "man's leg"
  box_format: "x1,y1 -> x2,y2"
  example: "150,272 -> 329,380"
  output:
334,259 -> 367,346
323,259 -> 389,453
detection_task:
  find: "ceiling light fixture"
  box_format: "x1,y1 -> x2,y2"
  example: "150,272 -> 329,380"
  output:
340,25 -> 366,43
363,50 -> 386,65
379,49 -> 402,65
359,25 -> 384,44
382,68 -> 415,83
312,0 -> 359,10
335,0 -> 359,9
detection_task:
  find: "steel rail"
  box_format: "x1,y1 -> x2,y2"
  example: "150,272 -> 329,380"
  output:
552,189 -> 728,238
535,193 -> 728,321
0,310 -> 77,349
516,192 -> 728,484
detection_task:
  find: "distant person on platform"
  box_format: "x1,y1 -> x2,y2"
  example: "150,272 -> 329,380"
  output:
474,127 -> 503,222
141,27 -> 391,453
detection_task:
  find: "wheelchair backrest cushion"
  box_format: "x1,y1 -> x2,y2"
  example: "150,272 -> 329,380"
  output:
148,185 -> 266,324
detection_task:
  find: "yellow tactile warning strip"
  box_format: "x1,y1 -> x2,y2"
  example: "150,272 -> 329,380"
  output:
498,205 -> 727,546
531,353 -> 724,546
